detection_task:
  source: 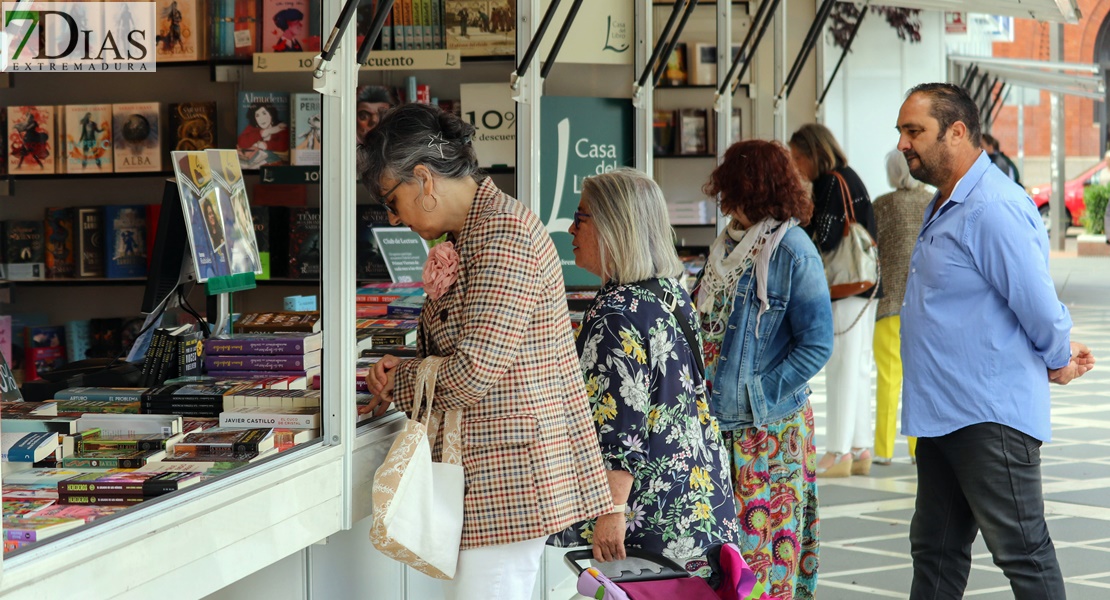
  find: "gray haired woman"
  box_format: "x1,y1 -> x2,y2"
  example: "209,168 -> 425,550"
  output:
359,103 -> 612,600
549,167 -> 738,576
872,149 -> 933,466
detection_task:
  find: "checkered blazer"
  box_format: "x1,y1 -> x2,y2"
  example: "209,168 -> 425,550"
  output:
391,178 -> 612,550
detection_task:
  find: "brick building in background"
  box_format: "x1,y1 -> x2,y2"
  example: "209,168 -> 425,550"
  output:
988,0 -> 1110,158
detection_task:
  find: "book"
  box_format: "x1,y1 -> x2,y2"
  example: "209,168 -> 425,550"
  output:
86,317 -> 124,359
234,0 -> 261,55
75,413 -> 183,436
4,220 -> 46,280
219,406 -> 320,429
80,433 -> 181,452
7,106 -> 56,174
3,517 -> 84,541
262,0 -> 319,52
2,432 -> 61,462
459,83 -> 516,168
75,207 -> 106,278
64,319 -> 91,362
30,504 -> 123,523
291,93 -> 322,166
355,282 -> 425,304
63,104 -> 113,173
3,498 -> 57,519
55,399 -> 141,415
205,367 -> 318,383
176,328 -> 205,377
250,205 -> 277,279
171,150 -> 232,281
55,387 -> 148,402
237,91 -> 291,169
1,401 -> 58,417
653,109 -> 676,156
287,207 -> 320,278
386,295 -> 426,318
156,0 -> 203,62
677,108 -> 708,155
44,207 -> 77,279
58,471 -> 201,496
112,102 -> 162,172
222,388 -> 321,410
356,204 -> 391,280
169,102 -> 218,155
0,108 -> 6,175
233,311 -> 321,333
103,205 -> 148,278
57,494 -> 146,506
174,427 -> 275,456
203,332 -> 323,356
24,325 -> 66,382
204,351 -> 321,372
445,0 -> 515,57
61,448 -> 166,469
206,148 -> 263,276
660,42 -> 688,86
0,416 -> 80,434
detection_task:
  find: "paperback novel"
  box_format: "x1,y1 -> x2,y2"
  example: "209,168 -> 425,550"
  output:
7,106 -> 56,175
63,104 -> 113,173
237,91 -> 290,169
112,102 -> 162,172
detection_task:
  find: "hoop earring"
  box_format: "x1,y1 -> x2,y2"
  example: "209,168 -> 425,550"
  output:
421,193 -> 439,212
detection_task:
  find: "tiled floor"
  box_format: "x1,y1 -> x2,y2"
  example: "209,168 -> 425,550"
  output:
814,256 -> 1110,599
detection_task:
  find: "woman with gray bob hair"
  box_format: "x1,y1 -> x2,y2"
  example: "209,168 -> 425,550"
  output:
553,167 -> 738,575
578,168 -> 684,283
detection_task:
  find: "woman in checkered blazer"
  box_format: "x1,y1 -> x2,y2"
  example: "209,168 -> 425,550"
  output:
360,103 -> 612,599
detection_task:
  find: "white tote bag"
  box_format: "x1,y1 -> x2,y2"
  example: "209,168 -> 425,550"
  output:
370,356 -> 465,579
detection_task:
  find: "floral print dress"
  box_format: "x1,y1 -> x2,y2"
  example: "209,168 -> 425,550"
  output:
549,278 -> 739,574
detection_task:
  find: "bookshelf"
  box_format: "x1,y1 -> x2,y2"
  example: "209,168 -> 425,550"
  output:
649,1 -> 753,246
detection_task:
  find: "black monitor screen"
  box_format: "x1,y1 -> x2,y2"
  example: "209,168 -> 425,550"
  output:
141,180 -> 192,314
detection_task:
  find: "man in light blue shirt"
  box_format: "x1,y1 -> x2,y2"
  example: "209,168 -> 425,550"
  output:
896,83 -> 1095,599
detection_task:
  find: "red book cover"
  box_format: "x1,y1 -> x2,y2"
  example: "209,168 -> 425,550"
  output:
251,184 -> 307,206
234,0 -> 260,56
45,207 -> 76,279
24,326 -> 66,382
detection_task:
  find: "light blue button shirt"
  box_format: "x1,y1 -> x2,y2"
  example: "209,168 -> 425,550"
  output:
901,151 -> 1071,443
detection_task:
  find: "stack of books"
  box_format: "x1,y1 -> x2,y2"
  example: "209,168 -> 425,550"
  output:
55,471 -> 201,506
141,324 -> 204,387
202,332 -> 323,384
355,282 -> 424,319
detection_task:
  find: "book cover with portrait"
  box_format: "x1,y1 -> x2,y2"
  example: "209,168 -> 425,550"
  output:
156,0 -> 203,62
445,1 -> 516,57
64,104 -> 113,174
171,151 -> 231,282
206,148 -> 263,276
236,91 -> 290,169
112,102 -> 162,172
291,93 -> 321,166
7,106 -> 56,175
261,0 -> 319,53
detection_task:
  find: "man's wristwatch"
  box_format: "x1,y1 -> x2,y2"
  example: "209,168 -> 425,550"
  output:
609,503 -> 627,515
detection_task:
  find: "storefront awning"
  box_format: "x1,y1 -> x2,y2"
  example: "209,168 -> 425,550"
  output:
843,0 -> 1081,24
949,55 -> 1104,99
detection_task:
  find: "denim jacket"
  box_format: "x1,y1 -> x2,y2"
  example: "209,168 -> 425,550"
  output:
709,226 -> 834,430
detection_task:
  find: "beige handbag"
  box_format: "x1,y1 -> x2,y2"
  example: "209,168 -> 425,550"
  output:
370,356 -> 465,579
822,171 -> 880,300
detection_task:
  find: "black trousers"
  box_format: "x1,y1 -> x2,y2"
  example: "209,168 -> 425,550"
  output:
909,423 -> 1066,600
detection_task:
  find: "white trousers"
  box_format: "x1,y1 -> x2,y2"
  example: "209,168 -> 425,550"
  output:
824,296 -> 877,454
443,535 -> 547,600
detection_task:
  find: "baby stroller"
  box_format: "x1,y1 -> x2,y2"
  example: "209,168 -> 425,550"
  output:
564,544 -> 768,600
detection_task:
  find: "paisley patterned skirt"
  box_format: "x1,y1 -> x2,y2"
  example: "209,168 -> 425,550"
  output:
724,401 -> 819,599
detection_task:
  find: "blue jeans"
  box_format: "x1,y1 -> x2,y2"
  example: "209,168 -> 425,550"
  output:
909,423 -> 1065,600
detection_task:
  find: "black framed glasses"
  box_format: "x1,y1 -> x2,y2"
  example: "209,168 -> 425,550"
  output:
377,179 -> 404,215
572,210 -> 591,228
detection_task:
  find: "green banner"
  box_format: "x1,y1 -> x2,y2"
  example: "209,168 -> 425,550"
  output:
539,97 -> 634,288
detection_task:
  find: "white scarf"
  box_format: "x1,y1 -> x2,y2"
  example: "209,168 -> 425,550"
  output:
697,218 -> 798,337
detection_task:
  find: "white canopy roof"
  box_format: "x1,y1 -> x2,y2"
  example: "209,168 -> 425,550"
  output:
843,0 -> 1081,24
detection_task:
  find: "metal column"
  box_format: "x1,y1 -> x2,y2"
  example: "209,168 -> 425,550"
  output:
1050,23 -> 1066,251
773,0 -> 787,140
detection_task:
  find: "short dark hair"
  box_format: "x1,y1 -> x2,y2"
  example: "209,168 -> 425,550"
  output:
704,139 -> 813,226
358,85 -> 393,105
907,82 -> 981,148
981,132 -> 1000,151
274,8 -> 304,30
247,102 -> 281,128
356,103 -> 481,198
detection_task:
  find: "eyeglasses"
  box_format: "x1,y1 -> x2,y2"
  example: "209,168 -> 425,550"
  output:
572,210 -> 591,228
377,179 -> 404,215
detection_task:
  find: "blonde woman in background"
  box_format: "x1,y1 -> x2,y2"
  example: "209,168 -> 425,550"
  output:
872,150 -> 933,466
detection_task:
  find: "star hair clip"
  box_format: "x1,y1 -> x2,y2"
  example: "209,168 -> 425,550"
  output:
428,133 -> 449,159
